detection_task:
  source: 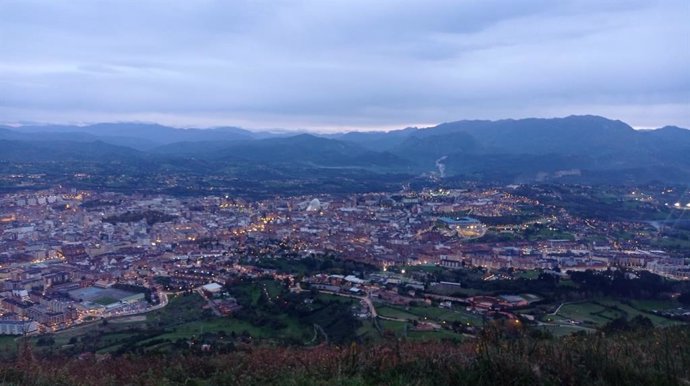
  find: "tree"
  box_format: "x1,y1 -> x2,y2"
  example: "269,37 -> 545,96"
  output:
678,292 -> 690,306
629,315 -> 654,330
36,336 -> 55,347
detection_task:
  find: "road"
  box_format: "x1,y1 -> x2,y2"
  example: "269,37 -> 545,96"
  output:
549,301 -> 583,316
317,290 -> 380,318
550,302 -> 566,316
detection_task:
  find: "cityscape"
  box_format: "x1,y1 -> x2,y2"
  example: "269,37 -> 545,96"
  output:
1,184 -> 688,340
1,0 -> 689,384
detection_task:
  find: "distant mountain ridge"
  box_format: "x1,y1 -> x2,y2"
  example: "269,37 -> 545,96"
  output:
1,115 -> 689,184
0,123 -> 258,150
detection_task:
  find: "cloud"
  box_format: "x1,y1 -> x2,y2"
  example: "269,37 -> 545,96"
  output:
0,0 -> 688,130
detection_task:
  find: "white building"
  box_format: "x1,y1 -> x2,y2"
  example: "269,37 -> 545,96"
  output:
0,320 -> 38,335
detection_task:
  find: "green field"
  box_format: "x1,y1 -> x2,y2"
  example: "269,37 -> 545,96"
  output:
597,299 -> 682,328
377,305 -> 418,320
378,319 -> 407,334
376,303 -> 482,326
355,320 -> 380,341
554,302 -> 617,326
545,298 -> 683,331
516,270 -> 541,280
628,299 -> 680,311
0,335 -> 19,357
373,317 -> 466,341
93,296 -> 118,306
316,293 -> 358,304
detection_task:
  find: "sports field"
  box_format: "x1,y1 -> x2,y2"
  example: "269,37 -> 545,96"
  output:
68,286 -> 137,305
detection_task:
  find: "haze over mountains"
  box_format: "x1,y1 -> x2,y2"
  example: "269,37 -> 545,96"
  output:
2,115 -> 689,184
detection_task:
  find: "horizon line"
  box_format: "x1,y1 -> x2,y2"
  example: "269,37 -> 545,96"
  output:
1,114 -> 685,134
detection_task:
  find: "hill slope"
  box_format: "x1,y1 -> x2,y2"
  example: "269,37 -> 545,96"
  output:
2,325 -> 689,386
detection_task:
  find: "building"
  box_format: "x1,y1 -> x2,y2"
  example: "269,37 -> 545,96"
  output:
0,320 -> 38,335
438,217 -> 487,239
440,255 -> 464,269
202,282 -> 223,295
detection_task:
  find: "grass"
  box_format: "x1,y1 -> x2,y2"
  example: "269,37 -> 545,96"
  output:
230,279 -> 285,307
377,304 -> 483,326
153,318 -> 270,340
0,336 -> 18,357
557,279 -> 577,288
409,306 -> 483,325
628,299 -> 681,311
316,293 -> 357,304
147,293 -> 207,324
376,306 -> 417,320
355,320 -> 379,341
597,298 -> 683,327
378,319 -> 407,334
555,302 -> 612,326
515,270 -> 540,280
263,280 -> 284,298
358,316 -> 464,343
548,298 -> 683,330
93,296 -> 118,305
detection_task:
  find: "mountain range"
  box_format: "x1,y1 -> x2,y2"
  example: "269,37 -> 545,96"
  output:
1,115 -> 689,185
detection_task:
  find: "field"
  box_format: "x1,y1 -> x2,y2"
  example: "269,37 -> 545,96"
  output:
540,298 -> 683,335
376,303 -> 483,326
552,302 -> 617,326
68,286 -> 137,305
515,270 -> 541,280
93,296 -> 118,306
377,305 -> 418,320
371,302 -> 482,340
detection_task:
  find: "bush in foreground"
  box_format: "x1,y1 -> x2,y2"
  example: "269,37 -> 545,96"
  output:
1,324 -> 689,386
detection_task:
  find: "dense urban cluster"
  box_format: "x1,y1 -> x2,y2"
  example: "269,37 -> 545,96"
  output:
0,185 -> 688,336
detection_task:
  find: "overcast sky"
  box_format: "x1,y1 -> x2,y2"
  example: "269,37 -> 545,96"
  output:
1,0 -> 688,131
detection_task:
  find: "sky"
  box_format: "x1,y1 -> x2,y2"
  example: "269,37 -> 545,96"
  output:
1,0 -> 689,132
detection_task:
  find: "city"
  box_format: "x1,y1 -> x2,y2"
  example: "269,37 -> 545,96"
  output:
1,184 -> 688,342
2,0 -> 689,384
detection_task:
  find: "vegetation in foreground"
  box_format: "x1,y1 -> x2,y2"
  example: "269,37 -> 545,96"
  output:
1,323 -> 689,386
